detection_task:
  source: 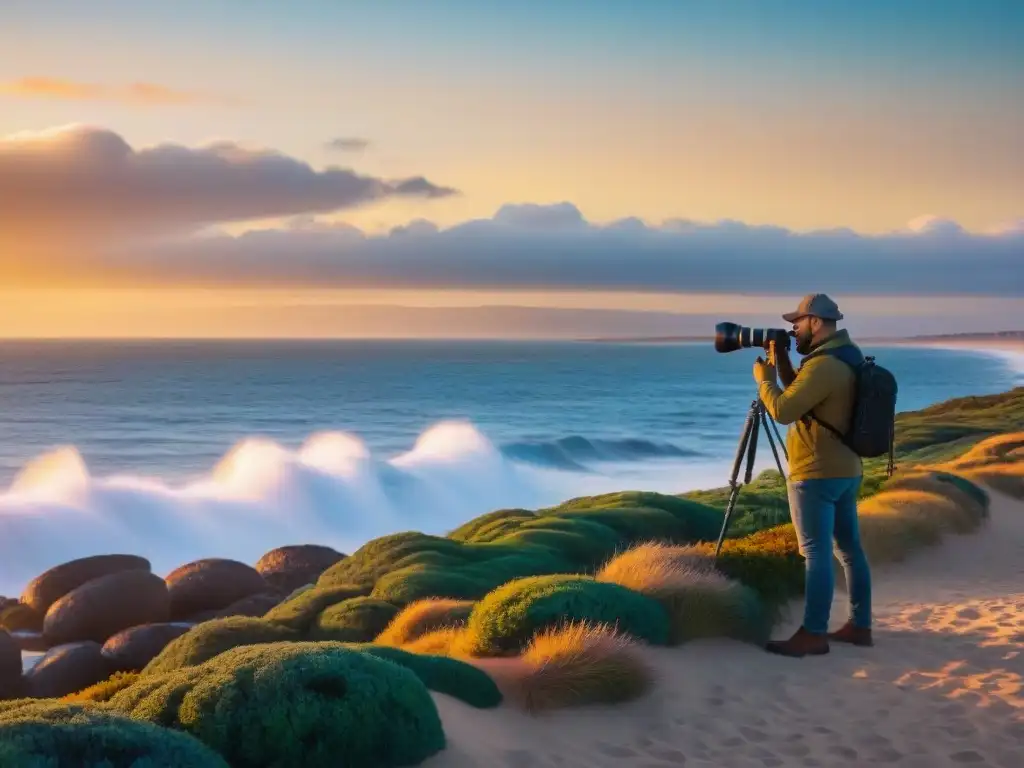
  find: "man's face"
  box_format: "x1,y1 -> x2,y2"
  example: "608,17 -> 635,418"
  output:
792,315 -> 816,355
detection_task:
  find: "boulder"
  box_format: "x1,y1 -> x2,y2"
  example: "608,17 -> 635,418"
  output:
0,602 -> 43,633
165,558 -> 268,620
42,570 -> 171,646
102,622 -> 193,672
0,630 -> 22,700
21,554 -> 151,614
186,591 -> 283,623
23,641 -> 112,698
256,544 -> 346,593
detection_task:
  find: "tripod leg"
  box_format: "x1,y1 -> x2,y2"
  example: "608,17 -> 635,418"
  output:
715,400 -> 759,558
767,412 -> 788,461
759,405 -> 787,479
743,404 -> 761,484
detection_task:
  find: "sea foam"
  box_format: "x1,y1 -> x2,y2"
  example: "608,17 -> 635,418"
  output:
0,419 -> 747,597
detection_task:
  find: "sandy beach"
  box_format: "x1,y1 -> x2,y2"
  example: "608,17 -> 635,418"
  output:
423,485 -> 1024,768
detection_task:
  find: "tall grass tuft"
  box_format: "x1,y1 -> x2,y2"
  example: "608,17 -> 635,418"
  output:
375,597 -> 474,647
506,622 -> 653,712
596,541 -> 772,644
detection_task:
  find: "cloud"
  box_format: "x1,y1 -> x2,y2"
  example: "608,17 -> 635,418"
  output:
0,77 -> 237,106
107,202 -> 1023,297
325,137 -> 370,152
0,124 -> 457,258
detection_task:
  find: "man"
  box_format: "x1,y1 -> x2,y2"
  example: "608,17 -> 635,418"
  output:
752,293 -> 873,657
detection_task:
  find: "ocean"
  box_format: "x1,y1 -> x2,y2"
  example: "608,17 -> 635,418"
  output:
1,339 -> 1021,597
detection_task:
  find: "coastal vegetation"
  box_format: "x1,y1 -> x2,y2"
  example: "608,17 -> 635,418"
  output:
0,385 -> 1021,766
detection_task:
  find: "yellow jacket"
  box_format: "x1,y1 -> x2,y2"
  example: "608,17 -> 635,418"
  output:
757,329 -> 864,482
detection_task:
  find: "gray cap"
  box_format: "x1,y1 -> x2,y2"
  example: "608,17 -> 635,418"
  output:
782,293 -> 843,322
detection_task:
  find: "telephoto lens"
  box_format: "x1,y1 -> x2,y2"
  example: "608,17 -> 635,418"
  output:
714,322 -> 792,353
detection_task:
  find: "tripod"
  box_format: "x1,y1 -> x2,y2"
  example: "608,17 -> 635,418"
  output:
713,394 -> 789,558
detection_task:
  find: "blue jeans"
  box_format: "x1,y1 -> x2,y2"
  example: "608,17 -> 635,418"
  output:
787,476 -> 872,634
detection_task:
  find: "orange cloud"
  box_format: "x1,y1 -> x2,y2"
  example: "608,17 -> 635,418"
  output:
0,77 -> 236,106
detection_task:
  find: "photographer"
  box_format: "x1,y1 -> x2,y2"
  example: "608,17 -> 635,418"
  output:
752,293 -> 873,657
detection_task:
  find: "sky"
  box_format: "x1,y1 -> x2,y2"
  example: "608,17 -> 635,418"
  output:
0,0 -> 1021,338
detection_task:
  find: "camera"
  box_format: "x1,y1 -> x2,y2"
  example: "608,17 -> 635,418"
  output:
714,322 -> 793,353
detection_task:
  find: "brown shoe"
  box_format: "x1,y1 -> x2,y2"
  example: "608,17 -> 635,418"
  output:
828,621 -> 873,647
765,626 -> 830,657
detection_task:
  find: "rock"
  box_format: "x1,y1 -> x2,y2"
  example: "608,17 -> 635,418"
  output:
43,570 -> 171,646
0,602 -> 43,633
0,630 -> 23,700
186,591 -> 284,623
256,544 -> 346,593
165,558 -> 268,620
102,622 -> 194,672
23,641 -> 111,698
21,554 -> 151,615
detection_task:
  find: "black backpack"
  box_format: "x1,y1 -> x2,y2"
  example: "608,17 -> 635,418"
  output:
801,346 -> 899,476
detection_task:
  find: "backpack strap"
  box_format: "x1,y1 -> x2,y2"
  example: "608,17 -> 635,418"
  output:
795,345 -> 860,448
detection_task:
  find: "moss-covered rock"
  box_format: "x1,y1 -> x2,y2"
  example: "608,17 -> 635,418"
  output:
108,641 -> 447,768
0,699 -> 228,767
141,616 -> 299,675
447,508 -> 537,541
309,597 -> 400,643
463,574 -> 671,655
262,583 -> 371,632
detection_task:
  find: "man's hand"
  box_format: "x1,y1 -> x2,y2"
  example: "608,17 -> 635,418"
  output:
753,352 -> 776,386
771,339 -> 798,387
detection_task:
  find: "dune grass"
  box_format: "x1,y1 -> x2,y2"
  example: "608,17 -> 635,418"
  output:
935,431 -> 1024,499
375,597 -> 475,647
596,542 -> 772,644
500,622 -> 653,713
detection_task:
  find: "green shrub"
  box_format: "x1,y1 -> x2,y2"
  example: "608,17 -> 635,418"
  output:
463,574 -> 670,656
370,565 -> 489,605
309,597 -> 400,642
262,584 -> 370,632
488,515 -> 624,568
356,644 -> 502,708
0,699 -> 227,767
448,508 -> 537,541
547,491 -> 724,538
108,641 -> 446,768
142,616 -> 299,675
544,506 -> 692,545
318,532 -> 472,589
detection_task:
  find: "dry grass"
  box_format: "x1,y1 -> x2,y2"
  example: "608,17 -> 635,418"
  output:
954,464 -> 1024,499
595,541 -> 772,644
934,432 -> 1024,500
942,431 -> 1024,468
402,627 -> 474,657
375,597 -> 474,647
497,622 -> 653,713
881,470 -> 988,523
856,488 -> 981,563
60,671 -> 140,702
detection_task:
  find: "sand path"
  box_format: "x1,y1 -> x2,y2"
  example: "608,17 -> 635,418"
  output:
425,487 -> 1024,767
